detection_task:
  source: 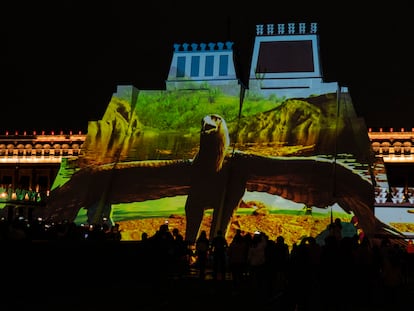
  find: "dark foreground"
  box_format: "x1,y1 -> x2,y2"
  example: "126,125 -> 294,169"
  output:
1,241 -> 414,311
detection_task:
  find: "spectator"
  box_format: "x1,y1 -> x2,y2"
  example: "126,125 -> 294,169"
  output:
195,230 -> 210,280
210,230 -> 228,281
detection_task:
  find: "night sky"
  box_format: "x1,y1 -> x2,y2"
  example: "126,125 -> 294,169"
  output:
1,1 -> 413,133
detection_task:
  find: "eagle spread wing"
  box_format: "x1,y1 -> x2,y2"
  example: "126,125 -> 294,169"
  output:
38,114 -> 403,243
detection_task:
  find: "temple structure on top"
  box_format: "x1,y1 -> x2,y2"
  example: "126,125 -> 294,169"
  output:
248,22 -> 338,98
166,41 -> 239,94
167,22 -> 339,99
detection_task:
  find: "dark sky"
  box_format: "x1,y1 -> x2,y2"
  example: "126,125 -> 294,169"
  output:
1,1 -> 414,133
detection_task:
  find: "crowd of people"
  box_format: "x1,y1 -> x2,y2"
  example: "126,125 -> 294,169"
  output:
1,215 -> 413,310
0,216 -> 122,241
133,219 -> 413,310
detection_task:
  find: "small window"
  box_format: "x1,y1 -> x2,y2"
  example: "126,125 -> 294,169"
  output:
190,56 -> 200,77
37,176 -> 49,191
19,176 -> 30,189
219,55 -> 228,76
204,56 -> 214,76
176,56 -> 186,78
2,176 -> 12,185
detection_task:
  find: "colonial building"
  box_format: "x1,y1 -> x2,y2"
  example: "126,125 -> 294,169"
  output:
0,130 -> 85,220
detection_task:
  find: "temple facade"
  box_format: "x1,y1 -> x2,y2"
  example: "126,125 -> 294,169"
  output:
1,21 -> 413,241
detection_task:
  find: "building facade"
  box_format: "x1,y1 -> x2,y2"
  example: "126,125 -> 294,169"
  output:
0,130 -> 85,220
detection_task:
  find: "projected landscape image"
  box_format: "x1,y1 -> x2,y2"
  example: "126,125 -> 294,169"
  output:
33,84 -> 387,246
30,22 -> 412,246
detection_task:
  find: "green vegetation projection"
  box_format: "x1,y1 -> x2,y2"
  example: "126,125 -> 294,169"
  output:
133,88 -> 283,133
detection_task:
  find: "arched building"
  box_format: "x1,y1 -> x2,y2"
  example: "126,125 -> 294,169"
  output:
0,130 -> 85,220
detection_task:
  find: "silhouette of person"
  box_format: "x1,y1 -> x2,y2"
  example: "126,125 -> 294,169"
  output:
172,228 -> 188,278
210,229 -> 228,281
227,229 -> 249,291
195,230 -> 210,280
150,223 -> 175,282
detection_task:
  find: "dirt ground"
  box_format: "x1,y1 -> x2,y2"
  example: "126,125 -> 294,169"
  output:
117,213 -> 339,248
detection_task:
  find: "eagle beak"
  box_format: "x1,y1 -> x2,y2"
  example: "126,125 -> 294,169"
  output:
201,115 -> 219,134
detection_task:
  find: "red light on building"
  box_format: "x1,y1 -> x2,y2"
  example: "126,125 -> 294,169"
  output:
407,240 -> 414,254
